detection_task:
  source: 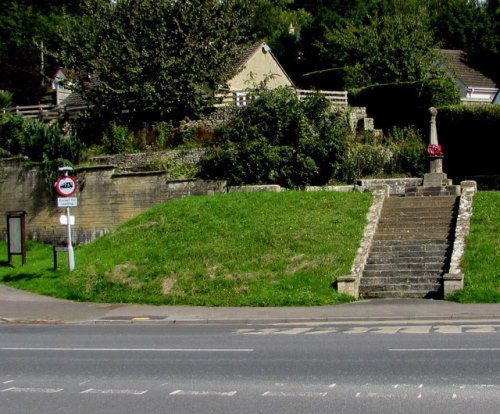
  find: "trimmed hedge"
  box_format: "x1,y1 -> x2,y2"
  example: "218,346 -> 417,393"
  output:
349,79 -> 460,132
437,105 -> 500,185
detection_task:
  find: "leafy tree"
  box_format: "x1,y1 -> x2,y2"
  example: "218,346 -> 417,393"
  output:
198,86 -> 351,188
325,6 -> 443,89
58,0 -> 255,125
0,1 -> 86,104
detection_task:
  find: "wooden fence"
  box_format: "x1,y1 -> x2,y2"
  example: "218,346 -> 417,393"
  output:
3,88 -> 349,120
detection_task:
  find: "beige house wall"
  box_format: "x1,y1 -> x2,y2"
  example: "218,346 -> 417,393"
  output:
228,45 -> 293,91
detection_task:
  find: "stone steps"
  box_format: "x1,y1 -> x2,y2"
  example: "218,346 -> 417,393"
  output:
359,195 -> 458,299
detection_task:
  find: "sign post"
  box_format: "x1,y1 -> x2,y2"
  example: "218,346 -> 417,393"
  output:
55,167 -> 77,271
6,211 -> 27,266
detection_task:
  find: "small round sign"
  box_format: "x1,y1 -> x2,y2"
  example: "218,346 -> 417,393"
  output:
55,176 -> 77,197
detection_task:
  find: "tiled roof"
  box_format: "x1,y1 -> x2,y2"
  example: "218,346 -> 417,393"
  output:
439,49 -> 498,89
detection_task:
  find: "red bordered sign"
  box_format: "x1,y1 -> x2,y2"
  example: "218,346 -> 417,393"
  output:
55,176 -> 77,197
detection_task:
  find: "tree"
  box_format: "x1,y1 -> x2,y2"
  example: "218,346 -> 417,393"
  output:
58,0 -> 255,125
0,1 -> 85,104
324,5 -> 444,89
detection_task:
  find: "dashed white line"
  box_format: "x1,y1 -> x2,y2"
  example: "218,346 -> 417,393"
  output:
262,391 -> 327,397
2,387 -> 63,394
81,388 -> 147,395
170,390 -> 237,396
2,380 -> 14,384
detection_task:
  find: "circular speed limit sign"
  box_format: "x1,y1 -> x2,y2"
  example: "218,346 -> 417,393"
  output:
55,176 -> 77,197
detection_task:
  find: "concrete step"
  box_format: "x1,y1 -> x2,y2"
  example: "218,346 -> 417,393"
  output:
359,282 -> 441,291
363,269 -> 444,277
364,262 -> 445,271
366,255 -> 446,264
360,275 -> 442,285
374,233 -> 453,240
376,224 -> 453,232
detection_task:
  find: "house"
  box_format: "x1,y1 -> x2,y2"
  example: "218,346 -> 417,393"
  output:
218,41 -> 295,106
439,49 -> 499,104
7,42 -> 346,120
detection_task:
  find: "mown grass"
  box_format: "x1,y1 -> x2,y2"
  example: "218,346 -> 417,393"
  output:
0,191 -> 371,306
447,191 -> 500,303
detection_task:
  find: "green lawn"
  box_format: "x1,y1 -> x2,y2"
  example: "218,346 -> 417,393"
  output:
2,190 -> 498,305
0,191 -> 371,306
447,191 -> 500,303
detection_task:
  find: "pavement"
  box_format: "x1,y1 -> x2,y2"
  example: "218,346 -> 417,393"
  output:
1,283 -> 500,325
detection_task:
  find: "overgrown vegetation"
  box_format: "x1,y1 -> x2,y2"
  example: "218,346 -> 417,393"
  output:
198,87 -> 427,187
0,191 -> 371,306
334,127 -> 426,183
447,192 -> 500,303
0,114 -> 81,191
198,87 -> 351,188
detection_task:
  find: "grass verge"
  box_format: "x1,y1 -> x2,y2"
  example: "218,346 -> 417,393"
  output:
0,191 -> 371,306
447,191 -> 500,303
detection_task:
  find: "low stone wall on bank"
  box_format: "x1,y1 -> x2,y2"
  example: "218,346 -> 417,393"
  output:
0,158 -> 226,245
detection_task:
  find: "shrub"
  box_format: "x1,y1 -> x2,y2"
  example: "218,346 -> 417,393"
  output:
198,87 -> 351,188
333,126 -> 426,183
102,123 -> 133,154
437,105 -> 500,181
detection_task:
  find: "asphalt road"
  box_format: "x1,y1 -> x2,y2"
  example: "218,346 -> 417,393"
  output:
1,322 -> 500,414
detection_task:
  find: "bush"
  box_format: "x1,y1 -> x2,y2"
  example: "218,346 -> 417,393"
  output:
349,79 -> 460,132
333,126 -> 426,183
102,123 -> 133,154
198,87 -> 351,188
437,105 -> 500,182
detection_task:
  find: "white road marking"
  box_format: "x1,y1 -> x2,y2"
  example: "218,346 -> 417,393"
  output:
236,324 -> 500,335
81,388 -> 147,395
399,326 -> 432,334
371,326 -> 405,334
0,347 -> 253,353
305,328 -> 338,335
1,387 -> 63,393
434,326 -> 463,334
2,380 -> 14,384
170,390 -> 237,396
462,325 -> 498,333
262,391 -> 327,397
329,383 -> 337,388
344,327 -> 371,334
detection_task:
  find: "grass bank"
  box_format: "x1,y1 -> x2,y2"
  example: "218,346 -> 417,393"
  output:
447,191 -> 500,303
0,191 -> 371,306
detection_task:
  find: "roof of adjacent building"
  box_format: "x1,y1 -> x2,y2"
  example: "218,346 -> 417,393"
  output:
439,49 -> 498,89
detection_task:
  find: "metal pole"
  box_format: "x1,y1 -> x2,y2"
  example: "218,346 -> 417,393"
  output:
62,168 -> 75,271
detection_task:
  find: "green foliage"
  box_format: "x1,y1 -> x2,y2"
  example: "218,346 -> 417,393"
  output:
199,87 -> 351,188
436,105 -> 500,181
58,0 -> 255,124
447,191 -> 500,303
102,123 -> 133,154
0,113 -> 81,192
0,90 -> 12,108
0,191 -> 371,306
0,114 -> 24,155
141,152 -> 198,179
334,126 -> 426,183
326,9 -> 442,89
349,80 -> 460,132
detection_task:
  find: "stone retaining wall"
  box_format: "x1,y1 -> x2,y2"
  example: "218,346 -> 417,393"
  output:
0,158 -> 225,245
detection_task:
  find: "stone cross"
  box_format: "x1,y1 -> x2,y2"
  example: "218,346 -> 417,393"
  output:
428,106 -> 443,174
429,107 -> 438,146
